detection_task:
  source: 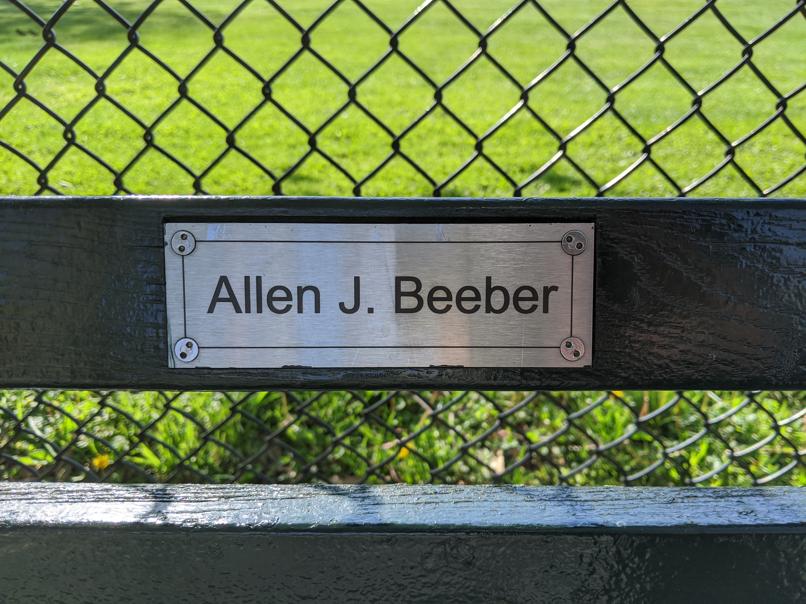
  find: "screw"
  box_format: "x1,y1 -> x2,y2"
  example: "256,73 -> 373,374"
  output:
560,337 -> 585,362
174,337 -> 199,363
171,230 -> 196,256
561,230 -> 587,256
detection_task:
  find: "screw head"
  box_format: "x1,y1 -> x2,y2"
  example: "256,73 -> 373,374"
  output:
561,230 -> 587,256
174,337 -> 199,363
170,230 -> 196,256
560,337 -> 585,362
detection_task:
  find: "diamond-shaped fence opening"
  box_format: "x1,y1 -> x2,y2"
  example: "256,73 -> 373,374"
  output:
0,0 -> 804,485
3,389 -> 801,485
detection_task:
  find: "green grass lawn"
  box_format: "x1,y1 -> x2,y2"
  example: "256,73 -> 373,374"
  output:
1,0 -> 804,196
0,0 -> 804,485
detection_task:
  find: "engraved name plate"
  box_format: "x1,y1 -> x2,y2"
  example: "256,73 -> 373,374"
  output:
164,222 -> 594,368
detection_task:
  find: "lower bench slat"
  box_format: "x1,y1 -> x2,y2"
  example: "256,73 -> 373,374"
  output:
0,485 -> 803,602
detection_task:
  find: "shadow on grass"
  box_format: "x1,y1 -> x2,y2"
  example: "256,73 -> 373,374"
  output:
0,1 -> 224,45
441,169 -> 583,197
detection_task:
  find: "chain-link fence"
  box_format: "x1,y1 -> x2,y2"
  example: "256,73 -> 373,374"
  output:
1,0 -> 804,486
1,390 -> 804,485
2,0 -> 804,196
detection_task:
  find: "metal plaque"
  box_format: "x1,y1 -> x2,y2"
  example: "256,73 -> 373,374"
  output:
164,222 -> 594,368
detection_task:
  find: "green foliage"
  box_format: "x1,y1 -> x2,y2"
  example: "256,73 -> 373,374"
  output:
1,390 -> 803,485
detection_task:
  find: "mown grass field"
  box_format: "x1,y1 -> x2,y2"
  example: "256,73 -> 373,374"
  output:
0,0 -> 804,485
1,0 -> 804,196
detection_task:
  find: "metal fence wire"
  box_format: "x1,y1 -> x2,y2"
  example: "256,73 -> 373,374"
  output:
2,0 -> 805,196
1,390 -> 804,485
0,0 -> 805,485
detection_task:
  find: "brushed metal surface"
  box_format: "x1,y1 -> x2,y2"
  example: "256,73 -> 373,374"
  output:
164,222 -> 594,368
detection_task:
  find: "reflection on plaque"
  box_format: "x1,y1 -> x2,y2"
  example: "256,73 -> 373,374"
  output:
164,222 -> 594,368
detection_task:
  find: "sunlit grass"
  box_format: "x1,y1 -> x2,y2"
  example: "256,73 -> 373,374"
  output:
0,0 -> 804,196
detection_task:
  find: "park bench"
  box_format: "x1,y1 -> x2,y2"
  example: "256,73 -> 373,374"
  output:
0,195 -> 803,601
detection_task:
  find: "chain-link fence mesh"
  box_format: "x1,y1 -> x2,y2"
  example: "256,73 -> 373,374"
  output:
1,390 -> 804,485
0,0 -> 804,485
2,0 -> 805,196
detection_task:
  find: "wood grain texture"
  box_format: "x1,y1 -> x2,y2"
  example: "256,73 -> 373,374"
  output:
0,196 -> 804,389
0,484 -> 803,532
